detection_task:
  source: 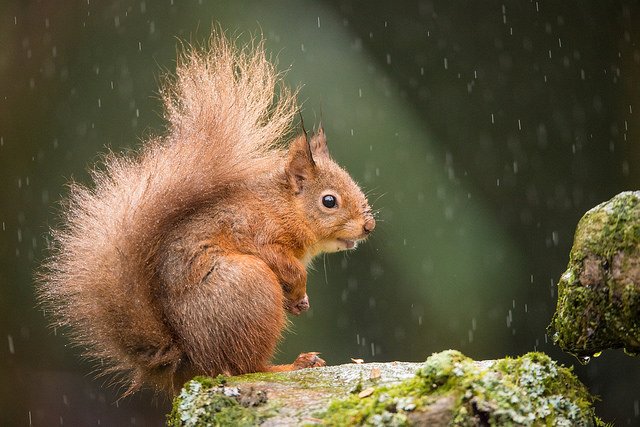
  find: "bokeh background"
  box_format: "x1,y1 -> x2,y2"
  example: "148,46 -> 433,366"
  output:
1,0 -> 639,425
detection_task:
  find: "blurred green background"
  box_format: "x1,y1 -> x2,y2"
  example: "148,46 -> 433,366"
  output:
1,0 -> 639,425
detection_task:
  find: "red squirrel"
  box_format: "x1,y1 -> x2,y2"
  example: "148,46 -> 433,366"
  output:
38,34 -> 375,395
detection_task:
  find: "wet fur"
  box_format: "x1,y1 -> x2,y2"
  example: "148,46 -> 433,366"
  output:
37,34 -> 373,395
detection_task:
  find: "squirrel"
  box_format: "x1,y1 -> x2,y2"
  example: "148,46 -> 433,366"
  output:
38,33 -> 375,396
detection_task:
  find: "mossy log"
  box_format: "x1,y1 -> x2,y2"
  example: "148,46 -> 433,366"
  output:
168,350 -> 602,426
549,191 -> 640,358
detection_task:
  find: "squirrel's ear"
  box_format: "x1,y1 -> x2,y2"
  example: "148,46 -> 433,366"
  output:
286,134 -> 316,194
309,125 -> 330,160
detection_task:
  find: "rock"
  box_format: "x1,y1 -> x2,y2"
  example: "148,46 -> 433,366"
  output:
168,350 -> 602,426
549,191 -> 640,358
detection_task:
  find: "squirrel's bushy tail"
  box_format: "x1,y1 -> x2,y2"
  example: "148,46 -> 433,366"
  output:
38,33 -> 298,392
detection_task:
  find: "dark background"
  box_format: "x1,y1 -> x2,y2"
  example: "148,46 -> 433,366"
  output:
1,1 -> 639,425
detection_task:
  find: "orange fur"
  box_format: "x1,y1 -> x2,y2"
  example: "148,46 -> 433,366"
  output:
37,33 -> 375,395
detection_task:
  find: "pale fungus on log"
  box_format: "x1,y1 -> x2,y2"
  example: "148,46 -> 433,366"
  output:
168,350 -> 602,426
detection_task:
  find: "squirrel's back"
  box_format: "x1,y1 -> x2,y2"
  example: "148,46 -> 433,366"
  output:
38,34 -> 298,393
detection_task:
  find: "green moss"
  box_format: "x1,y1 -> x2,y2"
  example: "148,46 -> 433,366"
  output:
570,191 -> 640,261
167,375 -> 267,427
232,370 -> 292,384
233,367 -> 336,389
549,191 -> 640,357
322,350 -> 600,426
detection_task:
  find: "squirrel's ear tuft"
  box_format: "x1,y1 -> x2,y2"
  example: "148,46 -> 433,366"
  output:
310,126 -> 330,160
286,134 -> 316,194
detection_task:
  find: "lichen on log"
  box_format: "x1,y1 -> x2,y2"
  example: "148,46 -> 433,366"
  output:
549,191 -> 640,358
168,350 -> 602,426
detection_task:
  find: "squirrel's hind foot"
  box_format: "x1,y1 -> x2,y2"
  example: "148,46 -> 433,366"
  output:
267,352 -> 326,372
292,352 -> 326,369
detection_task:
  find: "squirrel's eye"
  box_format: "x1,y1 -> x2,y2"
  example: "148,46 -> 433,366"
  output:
322,194 -> 337,208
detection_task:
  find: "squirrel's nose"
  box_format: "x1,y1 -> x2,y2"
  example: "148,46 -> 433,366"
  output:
363,218 -> 376,234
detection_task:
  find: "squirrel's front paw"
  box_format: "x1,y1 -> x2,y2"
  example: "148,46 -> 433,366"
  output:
292,352 -> 326,369
285,294 -> 310,315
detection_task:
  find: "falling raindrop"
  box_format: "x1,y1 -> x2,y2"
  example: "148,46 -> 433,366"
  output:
7,335 -> 15,354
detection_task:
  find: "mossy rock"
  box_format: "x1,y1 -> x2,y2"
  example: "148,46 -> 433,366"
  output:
168,350 -> 602,426
549,191 -> 640,358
